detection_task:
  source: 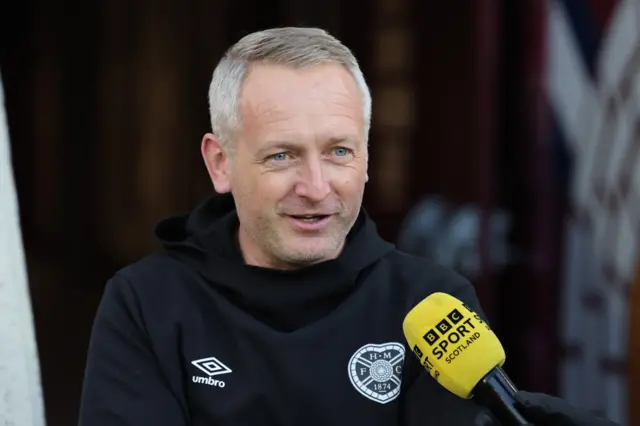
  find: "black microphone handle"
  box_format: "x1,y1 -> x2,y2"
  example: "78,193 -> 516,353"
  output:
472,366 -> 533,426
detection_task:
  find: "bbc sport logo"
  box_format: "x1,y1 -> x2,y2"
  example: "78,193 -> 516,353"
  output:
423,308 -> 465,346
421,307 -> 484,363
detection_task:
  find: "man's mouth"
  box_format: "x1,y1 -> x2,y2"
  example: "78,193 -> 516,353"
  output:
288,215 -> 330,223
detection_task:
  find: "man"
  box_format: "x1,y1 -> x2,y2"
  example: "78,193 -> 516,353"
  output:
77,27 -> 609,426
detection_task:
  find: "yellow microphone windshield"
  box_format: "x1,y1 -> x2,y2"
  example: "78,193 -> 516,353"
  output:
402,292 -> 506,399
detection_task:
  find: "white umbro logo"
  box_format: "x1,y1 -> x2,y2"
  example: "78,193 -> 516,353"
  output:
191,356 -> 232,388
191,357 -> 232,376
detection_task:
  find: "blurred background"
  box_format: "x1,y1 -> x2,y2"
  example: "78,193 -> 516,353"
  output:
1,0 -> 639,425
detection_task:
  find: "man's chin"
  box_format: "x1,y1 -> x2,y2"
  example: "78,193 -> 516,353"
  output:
278,237 -> 345,265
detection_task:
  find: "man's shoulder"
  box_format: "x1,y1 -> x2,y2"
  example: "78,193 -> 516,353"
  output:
108,252 -> 193,297
380,249 -> 476,302
384,249 -> 472,290
97,252 -> 202,326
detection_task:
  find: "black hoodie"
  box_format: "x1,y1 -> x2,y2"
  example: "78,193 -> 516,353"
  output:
78,194 -> 492,426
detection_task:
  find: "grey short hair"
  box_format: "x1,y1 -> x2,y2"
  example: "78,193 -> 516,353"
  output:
207,27 -> 372,152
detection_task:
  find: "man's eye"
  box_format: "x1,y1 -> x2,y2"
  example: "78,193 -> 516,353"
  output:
333,147 -> 351,157
270,152 -> 289,161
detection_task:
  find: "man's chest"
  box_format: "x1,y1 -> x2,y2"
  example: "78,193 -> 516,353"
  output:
168,316 -> 411,426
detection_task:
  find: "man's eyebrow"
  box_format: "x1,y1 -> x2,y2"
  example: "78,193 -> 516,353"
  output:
326,136 -> 360,145
255,141 -> 300,157
255,136 -> 361,157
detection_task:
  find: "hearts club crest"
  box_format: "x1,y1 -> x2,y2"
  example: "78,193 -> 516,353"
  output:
348,342 -> 405,404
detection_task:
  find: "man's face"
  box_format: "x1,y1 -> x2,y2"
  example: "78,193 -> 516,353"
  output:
220,63 -> 368,269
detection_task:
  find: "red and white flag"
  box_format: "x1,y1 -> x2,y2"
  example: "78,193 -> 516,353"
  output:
547,0 -> 640,424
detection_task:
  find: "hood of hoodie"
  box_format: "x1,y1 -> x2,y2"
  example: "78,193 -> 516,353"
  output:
154,193 -> 395,331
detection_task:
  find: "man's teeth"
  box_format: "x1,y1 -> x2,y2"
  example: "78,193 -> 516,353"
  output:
293,215 -> 324,222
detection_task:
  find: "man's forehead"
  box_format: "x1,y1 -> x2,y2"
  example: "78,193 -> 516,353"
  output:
236,64 -> 365,148
240,63 -> 361,107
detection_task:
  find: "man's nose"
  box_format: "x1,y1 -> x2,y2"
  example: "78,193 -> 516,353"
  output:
294,158 -> 331,201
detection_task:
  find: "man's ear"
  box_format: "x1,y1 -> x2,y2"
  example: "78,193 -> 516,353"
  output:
201,133 -> 232,193
365,157 -> 369,182
364,150 -> 369,183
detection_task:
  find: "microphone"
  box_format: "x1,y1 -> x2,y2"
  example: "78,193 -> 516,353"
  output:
402,292 -> 532,426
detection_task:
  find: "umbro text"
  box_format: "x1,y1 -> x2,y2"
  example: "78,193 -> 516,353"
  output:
192,376 -> 226,388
